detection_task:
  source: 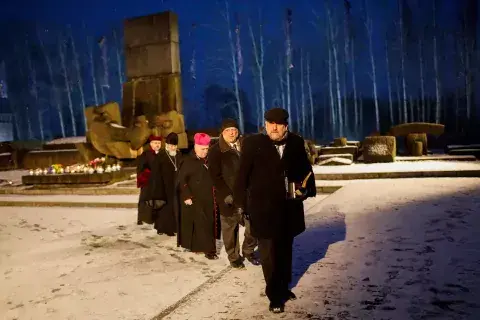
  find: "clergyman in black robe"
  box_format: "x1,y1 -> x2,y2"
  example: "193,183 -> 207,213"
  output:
150,132 -> 182,236
177,133 -> 220,260
136,135 -> 164,225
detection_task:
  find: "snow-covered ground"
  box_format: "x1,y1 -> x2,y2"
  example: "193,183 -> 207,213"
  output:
313,160 -> 480,174
165,178 -> 480,319
1,179 -> 480,320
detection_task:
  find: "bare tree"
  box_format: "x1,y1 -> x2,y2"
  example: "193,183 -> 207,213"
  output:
25,39 -> 44,140
385,37 -> 394,126
112,29 -> 124,97
284,9 -> 293,121
300,49 -> 306,136
364,0 -> 380,131
86,35 -> 99,106
248,14 -> 266,131
397,0 -> 408,123
223,0 -> 244,132
327,3 -> 343,136
59,35 -> 76,136
325,13 -> 337,136
306,52 -> 315,139
37,27 -> 66,137
68,26 -> 86,131
418,30 -> 426,122
432,0 -> 442,124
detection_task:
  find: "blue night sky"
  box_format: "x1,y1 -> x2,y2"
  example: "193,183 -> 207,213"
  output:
0,0 -> 477,141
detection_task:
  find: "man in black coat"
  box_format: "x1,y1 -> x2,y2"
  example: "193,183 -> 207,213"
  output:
150,132 -> 182,236
234,108 -> 316,313
208,119 -> 259,269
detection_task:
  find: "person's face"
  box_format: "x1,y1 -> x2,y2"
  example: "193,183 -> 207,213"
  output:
150,140 -> 162,151
265,121 -> 288,141
222,127 -> 239,144
194,144 -> 209,159
166,143 -> 178,153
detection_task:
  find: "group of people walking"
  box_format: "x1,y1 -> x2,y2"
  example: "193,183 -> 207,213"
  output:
136,107 -> 316,313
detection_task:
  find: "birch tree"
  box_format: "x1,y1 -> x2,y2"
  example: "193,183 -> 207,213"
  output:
37,27 -> 65,137
306,53 -> 315,139
224,0 -> 244,132
325,14 -> 337,136
87,35 -> 99,106
68,26 -> 86,131
300,49 -> 306,136
284,9 -> 293,122
17,42 -> 33,139
25,39 -> 44,140
112,29 -> 124,97
364,0 -> 380,131
345,0 -> 358,135
385,37 -> 394,125
432,0 -> 442,123
59,35 -> 76,136
418,28 -> 426,122
397,0 -> 408,122
326,3 -> 343,136
248,14 -> 266,131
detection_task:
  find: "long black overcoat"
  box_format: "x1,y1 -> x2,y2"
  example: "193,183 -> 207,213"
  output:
233,133 -> 316,239
177,151 -> 220,252
207,135 -> 242,217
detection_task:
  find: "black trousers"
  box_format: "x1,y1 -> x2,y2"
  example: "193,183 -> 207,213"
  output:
258,236 -> 294,303
220,214 -> 257,262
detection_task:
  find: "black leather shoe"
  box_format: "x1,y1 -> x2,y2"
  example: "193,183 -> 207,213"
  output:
205,252 -> 219,260
230,259 -> 245,269
269,302 -> 285,313
285,290 -> 297,301
137,221 -> 142,225
244,255 -> 261,266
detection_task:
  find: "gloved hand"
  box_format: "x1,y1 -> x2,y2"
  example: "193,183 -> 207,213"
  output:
224,194 -> 234,206
235,207 -> 249,221
153,200 -> 166,209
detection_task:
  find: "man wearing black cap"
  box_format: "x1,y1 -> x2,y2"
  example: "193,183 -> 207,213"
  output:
208,119 -> 259,268
150,132 -> 182,237
234,108 -> 316,313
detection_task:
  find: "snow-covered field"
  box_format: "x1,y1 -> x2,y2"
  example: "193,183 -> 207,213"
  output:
313,160 -> 480,174
1,178 -> 480,320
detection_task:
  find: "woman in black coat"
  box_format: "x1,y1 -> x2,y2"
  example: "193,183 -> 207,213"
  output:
136,135 -> 165,225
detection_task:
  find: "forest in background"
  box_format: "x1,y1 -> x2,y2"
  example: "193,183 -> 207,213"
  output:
0,0 -> 479,143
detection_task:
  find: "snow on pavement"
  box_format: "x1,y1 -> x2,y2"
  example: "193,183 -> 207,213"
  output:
313,160 -> 480,174
165,178 -> 480,320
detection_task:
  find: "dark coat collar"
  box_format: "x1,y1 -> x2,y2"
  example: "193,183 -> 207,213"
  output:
219,134 -> 242,153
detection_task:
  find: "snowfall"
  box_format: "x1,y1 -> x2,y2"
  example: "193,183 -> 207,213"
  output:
1,177 -> 480,320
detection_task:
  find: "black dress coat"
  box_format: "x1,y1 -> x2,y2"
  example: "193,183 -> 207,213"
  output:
233,132 -> 316,239
207,135 -> 242,217
177,151 -> 220,252
150,149 -> 183,234
136,148 -> 163,224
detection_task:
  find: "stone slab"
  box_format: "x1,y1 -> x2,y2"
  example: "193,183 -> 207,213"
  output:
318,157 -> 353,166
124,11 -> 179,47
124,42 -> 181,79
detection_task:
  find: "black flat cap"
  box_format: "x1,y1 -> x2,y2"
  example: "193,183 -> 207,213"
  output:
220,118 -> 239,132
165,132 -> 179,145
264,108 -> 289,125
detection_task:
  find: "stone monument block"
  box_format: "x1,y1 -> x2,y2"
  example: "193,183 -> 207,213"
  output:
125,42 -> 181,78
122,75 -> 183,128
124,11 -> 179,47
